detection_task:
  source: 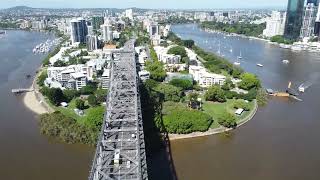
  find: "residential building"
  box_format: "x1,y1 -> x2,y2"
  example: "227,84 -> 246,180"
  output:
102,23 -> 113,42
300,3 -> 318,39
70,18 -> 88,44
189,65 -> 226,88
125,9 -> 133,20
284,0 -> 305,39
307,0 -> 319,5
101,69 -> 110,89
263,11 -> 286,37
71,72 -> 87,90
86,35 -> 98,51
154,46 -> 181,64
314,5 -> 320,36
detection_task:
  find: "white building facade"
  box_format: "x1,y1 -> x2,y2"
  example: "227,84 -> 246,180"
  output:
263,11 -> 286,38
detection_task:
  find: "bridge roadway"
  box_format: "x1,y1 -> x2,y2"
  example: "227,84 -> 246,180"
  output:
89,40 -> 148,180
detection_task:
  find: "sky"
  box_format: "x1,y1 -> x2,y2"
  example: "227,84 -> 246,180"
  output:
2,0 -> 289,9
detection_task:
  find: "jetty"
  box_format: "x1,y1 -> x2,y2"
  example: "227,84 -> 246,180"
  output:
11,88 -> 34,94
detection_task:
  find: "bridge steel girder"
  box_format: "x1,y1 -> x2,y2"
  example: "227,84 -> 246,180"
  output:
89,40 -> 148,180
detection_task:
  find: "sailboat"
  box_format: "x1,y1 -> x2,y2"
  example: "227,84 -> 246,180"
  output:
237,51 -> 242,59
217,41 -> 221,56
234,56 -> 241,66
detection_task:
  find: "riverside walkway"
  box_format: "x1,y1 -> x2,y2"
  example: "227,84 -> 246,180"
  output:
89,40 -> 148,180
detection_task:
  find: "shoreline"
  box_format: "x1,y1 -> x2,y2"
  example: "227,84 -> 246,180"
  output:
168,100 -> 258,141
23,67 -> 54,115
201,26 -> 320,53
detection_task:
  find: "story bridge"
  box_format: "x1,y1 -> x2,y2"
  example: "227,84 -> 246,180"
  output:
89,39 -> 148,180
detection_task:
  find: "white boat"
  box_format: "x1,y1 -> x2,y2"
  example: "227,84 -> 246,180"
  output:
298,86 -> 305,93
282,60 -> 290,64
257,63 -> 263,67
234,62 -> 241,66
237,51 -> 242,59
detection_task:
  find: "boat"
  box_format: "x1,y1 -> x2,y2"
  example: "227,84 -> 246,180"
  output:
237,51 -> 242,59
0,31 -> 6,35
282,60 -> 290,64
298,86 -> 305,93
229,48 -> 233,53
257,63 -> 263,67
234,61 -> 241,66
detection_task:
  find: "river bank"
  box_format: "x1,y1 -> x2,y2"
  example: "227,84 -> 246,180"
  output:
168,100 -> 258,140
23,67 -> 53,115
201,26 -> 320,53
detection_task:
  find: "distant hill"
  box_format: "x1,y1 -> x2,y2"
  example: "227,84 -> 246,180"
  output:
7,6 -> 33,10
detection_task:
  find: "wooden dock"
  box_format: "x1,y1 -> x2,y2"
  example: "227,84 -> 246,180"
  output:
11,89 -> 34,94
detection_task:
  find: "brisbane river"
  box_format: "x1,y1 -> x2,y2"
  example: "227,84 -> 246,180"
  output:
1,25 -> 320,180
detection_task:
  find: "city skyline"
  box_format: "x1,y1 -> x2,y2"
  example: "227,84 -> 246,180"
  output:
2,0 -> 290,9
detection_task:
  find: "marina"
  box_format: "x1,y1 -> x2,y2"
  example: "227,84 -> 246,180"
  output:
32,38 -> 61,54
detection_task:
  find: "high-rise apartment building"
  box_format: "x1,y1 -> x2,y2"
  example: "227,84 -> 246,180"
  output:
70,18 -> 88,44
300,3 -> 318,38
284,0 -> 305,39
263,11 -> 287,37
102,24 -> 113,42
307,0 -> 319,5
86,35 -> 98,51
125,9 -> 133,20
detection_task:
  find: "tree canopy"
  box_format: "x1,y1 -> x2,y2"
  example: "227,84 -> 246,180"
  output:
154,84 -> 183,102
205,85 -> 226,102
169,78 -> 193,90
162,102 -> 213,134
238,73 -> 261,90
217,111 -> 237,128
167,46 -> 187,59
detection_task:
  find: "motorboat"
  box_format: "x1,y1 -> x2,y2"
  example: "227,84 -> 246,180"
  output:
282,60 -> 290,64
257,64 -> 263,67
234,62 -> 241,66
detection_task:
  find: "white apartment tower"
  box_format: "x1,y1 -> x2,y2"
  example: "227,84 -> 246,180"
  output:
125,9 -> 133,20
300,3 -> 318,39
263,11 -> 287,38
86,35 -> 98,51
102,24 -> 113,42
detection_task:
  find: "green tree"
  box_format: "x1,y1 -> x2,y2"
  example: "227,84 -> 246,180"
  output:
169,78 -> 193,90
88,95 -> 98,107
205,85 -> 226,102
238,73 -> 261,90
95,89 -> 108,103
145,60 -> 166,82
167,46 -> 187,58
63,89 -> 80,102
53,60 -> 67,67
75,99 -> 85,110
217,112 -> 237,128
80,82 -> 98,95
183,40 -> 195,48
233,100 -> 251,111
37,70 -> 48,87
154,84 -> 183,102
47,88 -> 65,106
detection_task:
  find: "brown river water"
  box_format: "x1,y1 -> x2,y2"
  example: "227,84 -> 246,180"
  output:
1,25 -> 320,180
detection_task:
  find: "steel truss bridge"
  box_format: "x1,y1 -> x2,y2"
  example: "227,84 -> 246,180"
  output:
89,40 -> 148,180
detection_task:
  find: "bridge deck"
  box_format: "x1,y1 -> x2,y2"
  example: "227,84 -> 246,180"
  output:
89,40 -> 148,180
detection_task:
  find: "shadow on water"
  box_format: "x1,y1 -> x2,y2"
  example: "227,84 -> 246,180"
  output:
140,83 -> 178,180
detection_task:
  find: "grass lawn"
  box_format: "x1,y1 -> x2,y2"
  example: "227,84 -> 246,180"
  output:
202,99 -> 255,128
45,98 -> 105,125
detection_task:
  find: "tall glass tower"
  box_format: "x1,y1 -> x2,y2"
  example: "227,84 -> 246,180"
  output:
307,0 -> 319,5
284,0 -> 305,40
